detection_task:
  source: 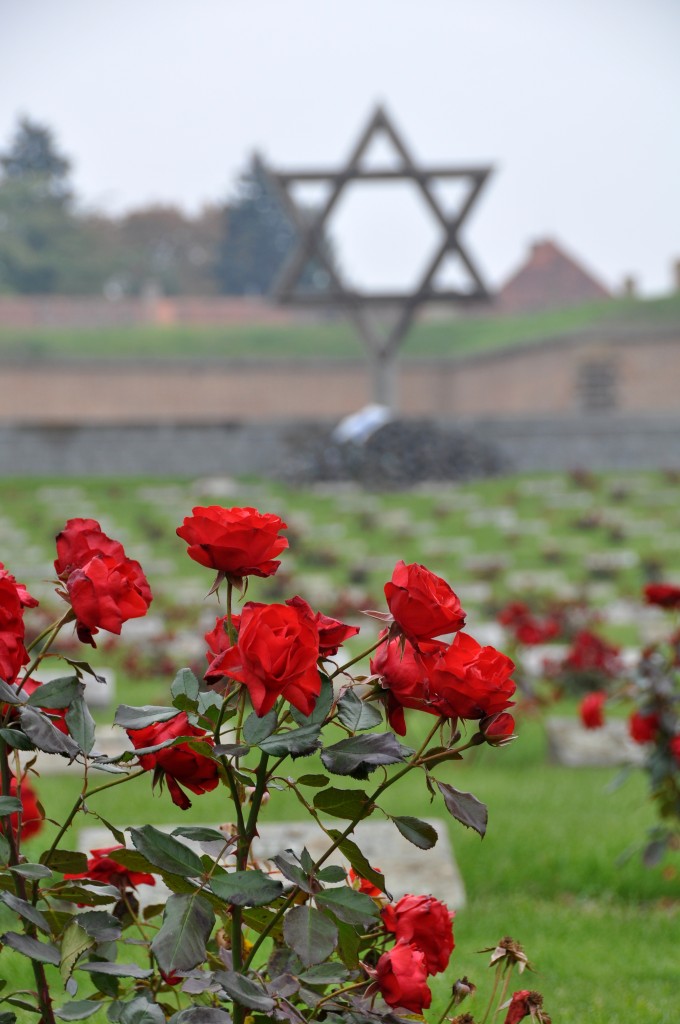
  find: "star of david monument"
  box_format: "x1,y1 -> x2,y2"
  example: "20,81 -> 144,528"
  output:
265,106 -> 494,411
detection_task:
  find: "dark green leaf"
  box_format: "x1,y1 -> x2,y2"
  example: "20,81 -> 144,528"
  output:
27,676 -> 83,708
325,831 -> 390,897
40,848 -> 88,873
297,774 -> 329,788
17,706 -> 81,757
271,851 -> 316,894
213,743 -> 250,758
171,826 -> 228,844
0,834 -> 10,865
390,816 -> 439,850
0,892 -> 50,932
74,911 -> 122,942
283,905 -> 337,966
643,838 -> 667,867
9,862 -> 52,879
113,705 -> 180,730
60,923 -> 95,983
171,668 -> 200,702
436,781 -> 488,838
243,709 -> 278,745
215,971 -> 275,1012
118,997 -> 165,1024
210,869 -> 284,906
336,690 -> 382,732
1,931 -> 60,964
316,865 -> 347,883
0,1013 -> 17,1024
0,797 -> 21,815
55,1002 -> 104,1021
320,733 -> 412,780
259,723 -> 322,758
0,728 -> 34,751
129,825 -> 205,877
169,1011 -> 232,1024
90,813 -> 126,845
77,961 -> 153,978
298,962 -> 350,984
336,918 -> 361,970
0,680 -> 25,704
313,787 -> 374,821
290,677 -> 333,727
150,893 -> 215,973
315,886 -> 380,926
66,696 -> 96,754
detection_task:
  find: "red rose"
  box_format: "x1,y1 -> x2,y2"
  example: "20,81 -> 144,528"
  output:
423,632 -> 516,722
0,774 -> 43,840
0,567 -> 31,684
348,866 -> 384,899
381,894 -> 454,975
503,990 -> 547,1024
481,711 -> 516,745
286,596 -> 359,657
205,601 -> 320,717
65,846 -> 156,891
55,519 -> 126,580
205,614 -> 240,663
370,635 -> 445,735
497,602 -> 560,645
579,691 -> 607,729
644,583 -> 680,609
563,631 -> 621,677
65,553 -> 153,646
384,561 -> 466,643
374,940 -> 431,1012
628,711 -> 659,744
176,506 -> 288,584
127,712 -> 220,810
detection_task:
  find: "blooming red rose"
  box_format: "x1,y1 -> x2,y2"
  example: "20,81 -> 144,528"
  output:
497,601 -> 560,645
204,614 -> 240,663
0,774 -> 43,840
644,583 -> 680,609
205,600 -> 320,717
176,506 -> 288,583
579,691 -> 607,729
381,894 -> 454,975
384,561 -> 466,644
286,596 -> 359,657
423,631 -> 516,722
0,567 -> 31,684
65,846 -> 156,891
65,552 -> 153,646
55,519 -> 126,580
370,635 -> 446,735
374,940 -> 432,1013
127,712 -> 220,810
628,711 -> 659,744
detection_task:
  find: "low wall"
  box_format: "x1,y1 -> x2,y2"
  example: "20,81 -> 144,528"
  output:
1,416 -> 678,477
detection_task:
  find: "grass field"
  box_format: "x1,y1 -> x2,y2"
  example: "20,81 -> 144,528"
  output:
0,471 -> 678,1022
1,293 -> 679,363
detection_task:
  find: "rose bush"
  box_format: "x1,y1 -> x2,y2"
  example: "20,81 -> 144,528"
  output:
0,506 -> 550,1024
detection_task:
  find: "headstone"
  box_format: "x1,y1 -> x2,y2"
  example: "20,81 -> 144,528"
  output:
79,818 -> 466,908
545,716 -> 645,767
32,664 -> 115,709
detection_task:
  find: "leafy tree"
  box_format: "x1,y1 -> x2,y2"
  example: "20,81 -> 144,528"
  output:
0,116 -> 72,204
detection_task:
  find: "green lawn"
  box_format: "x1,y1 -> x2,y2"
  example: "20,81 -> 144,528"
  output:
0,472 -> 679,1022
0,293 -> 678,363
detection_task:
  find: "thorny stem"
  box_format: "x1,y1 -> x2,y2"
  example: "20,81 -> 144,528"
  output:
308,979 -> 372,1019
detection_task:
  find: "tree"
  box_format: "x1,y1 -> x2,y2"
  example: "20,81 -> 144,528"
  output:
0,116 -> 72,204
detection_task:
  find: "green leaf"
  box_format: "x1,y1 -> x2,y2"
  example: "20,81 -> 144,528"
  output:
9,862 -> 53,879
290,677 -> 333,727
298,962 -> 350,984
0,680 -> 25,705
436,781 -> 488,838
117,996 -> 165,1024
73,911 -> 122,942
77,961 -> 153,978
325,831 -> 390,897
0,797 -> 22,815
17,707 -> 81,757
297,774 -> 329,788
215,970 -> 275,1012
336,918 -> 361,970
243,708 -> 278,744
336,690 -> 383,732
171,668 -> 200,702
171,826 -> 228,844
320,733 -> 412,780
89,813 -> 126,846
0,834 -> 10,865
283,904 -> 338,966
390,815 -> 439,850
315,886 -> 380,926
316,865 -> 347,883
271,851 -> 317,894
113,705 -> 180,730
40,848 -> 88,873
259,723 -> 322,757
209,869 -> 284,906
66,696 -> 96,754
1,931 -> 60,964
55,1002 -> 105,1021
150,893 -> 215,973
0,891 -> 50,932
27,676 -> 83,708
313,786 -> 374,821
0,728 -> 34,751
168,1010 -> 232,1024
129,825 -> 205,877
0,1013 -> 17,1024
60,923 -> 95,983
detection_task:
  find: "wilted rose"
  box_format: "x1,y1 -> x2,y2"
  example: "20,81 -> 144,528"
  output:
384,561 -> 466,643
176,506 -> 288,584
374,940 -> 432,1013
127,712 -> 220,810
381,893 -> 454,975
205,600 -> 320,717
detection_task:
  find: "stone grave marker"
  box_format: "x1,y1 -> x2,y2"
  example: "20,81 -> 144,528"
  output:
545,717 -> 645,767
32,663 -> 115,710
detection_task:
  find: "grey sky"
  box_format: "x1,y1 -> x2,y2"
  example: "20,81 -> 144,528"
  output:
1,0 -> 678,295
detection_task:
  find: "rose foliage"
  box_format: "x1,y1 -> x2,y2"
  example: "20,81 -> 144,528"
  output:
0,507 -> 551,1024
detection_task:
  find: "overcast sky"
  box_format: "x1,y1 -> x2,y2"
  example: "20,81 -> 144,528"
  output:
1,0 -> 678,295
